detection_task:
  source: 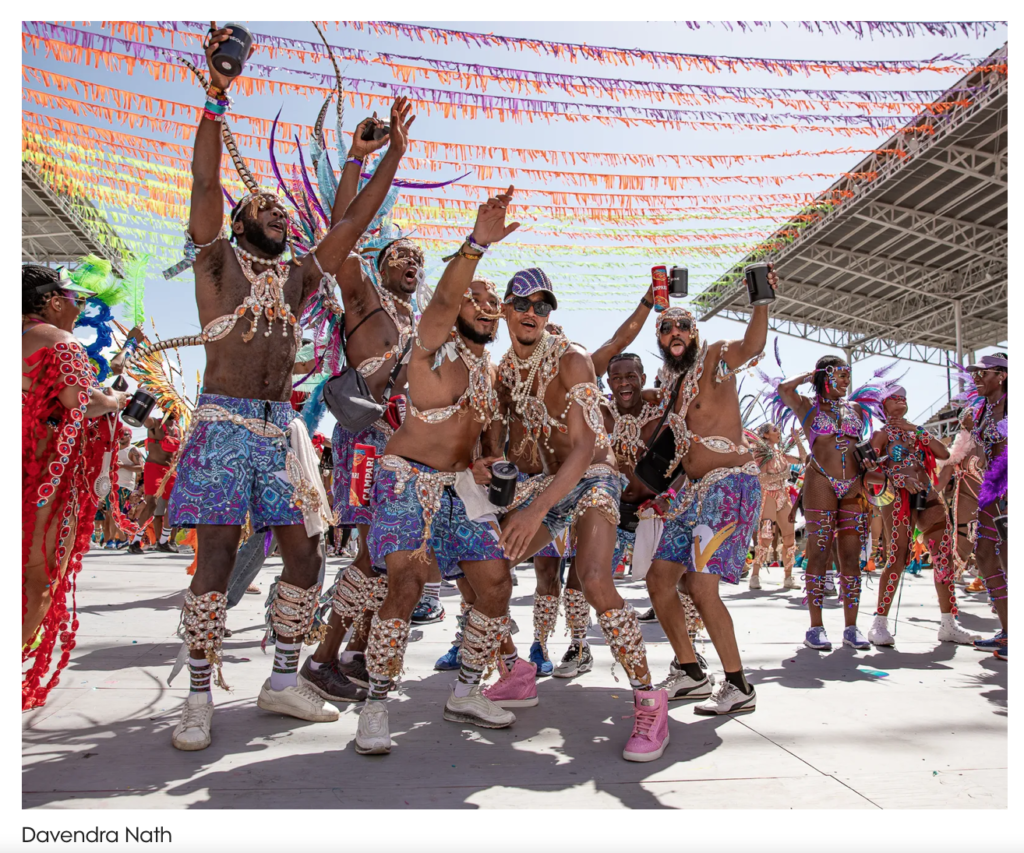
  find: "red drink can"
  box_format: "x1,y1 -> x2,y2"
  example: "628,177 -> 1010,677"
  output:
350,443 -> 378,507
651,265 -> 669,312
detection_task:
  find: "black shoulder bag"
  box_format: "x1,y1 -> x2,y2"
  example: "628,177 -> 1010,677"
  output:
322,307 -> 410,433
633,376 -> 684,494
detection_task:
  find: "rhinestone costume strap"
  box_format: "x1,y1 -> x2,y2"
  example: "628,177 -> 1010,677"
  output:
177,590 -> 230,690
379,455 -> 457,561
270,580 -> 322,642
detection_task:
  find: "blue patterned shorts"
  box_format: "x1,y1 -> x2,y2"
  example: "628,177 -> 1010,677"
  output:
168,394 -> 304,531
369,456 -> 505,580
331,421 -> 390,528
516,471 -> 576,559
512,464 -> 622,548
613,526 -> 636,573
653,469 -> 761,585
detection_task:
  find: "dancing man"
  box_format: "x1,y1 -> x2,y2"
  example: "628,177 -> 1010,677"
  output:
353,187 -> 521,756
640,287 -> 773,716
492,268 -> 669,763
165,25 -> 415,751
865,386 -> 978,646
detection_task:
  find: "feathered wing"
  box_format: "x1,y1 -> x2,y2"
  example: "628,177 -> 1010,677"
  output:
977,445 -> 1008,508
119,253 -> 150,328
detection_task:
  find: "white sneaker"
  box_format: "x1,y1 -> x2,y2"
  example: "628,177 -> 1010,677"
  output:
256,676 -> 340,722
355,700 -> 391,755
171,693 -> 214,751
868,615 -> 895,647
655,660 -> 713,701
782,575 -> 799,590
693,681 -> 756,716
938,616 -> 982,644
443,685 -> 516,729
748,574 -> 762,590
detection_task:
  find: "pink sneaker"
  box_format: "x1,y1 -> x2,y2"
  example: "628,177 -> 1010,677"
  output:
622,689 -> 669,762
483,658 -> 538,708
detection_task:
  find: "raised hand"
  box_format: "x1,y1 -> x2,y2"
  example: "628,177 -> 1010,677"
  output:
470,185 -> 521,246
383,97 -> 415,157
767,262 -> 780,292
350,112 -> 390,160
204,22 -> 253,92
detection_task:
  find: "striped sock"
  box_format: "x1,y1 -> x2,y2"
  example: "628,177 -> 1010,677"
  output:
269,641 -> 302,691
188,658 -> 212,701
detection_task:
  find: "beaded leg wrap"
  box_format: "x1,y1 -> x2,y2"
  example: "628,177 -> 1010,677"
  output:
271,580 -> 322,643
837,507 -> 868,549
679,590 -> 705,637
928,530 -> 959,616
562,587 -> 591,644
784,544 -> 797,575
753,541 -> 770,571
365,614 -> 411,683
803,573 -> 827,609
597,602 -> 650,686
331,565 -> 372,620
839,573 -> 862,610
451,597 -> 471,648
981,565 -> 1008,602
805,509 -> 836,552
178,589 -> 229,690
571,487 -> 620,530
460,608 -> 510,681
533,594 -> 560,658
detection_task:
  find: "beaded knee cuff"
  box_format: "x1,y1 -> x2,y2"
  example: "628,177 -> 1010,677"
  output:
983,568 -> 1008,601
597,602 -> 650,686
178,589 -> 229,690
460,609 -> 510,679
805,510 -> 835,552
753,542 -> 770,569
365,614 -> 411,682
332,565 -> 372,619
784,544 -> 797,571
271,580 -> 322,642
562,588 -> 591,640
839,573 -> 862,609
804,573 -> 826,608
533,594 -> 560,655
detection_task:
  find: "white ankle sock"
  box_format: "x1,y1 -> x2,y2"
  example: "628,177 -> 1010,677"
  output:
269,641 -> 302,691
423,582 -> 441,603
308,659 -> 324,672
453,680 -> 474,698
339,650 -> 361,664
158,528 -> 170,544
131,532 -> 143,545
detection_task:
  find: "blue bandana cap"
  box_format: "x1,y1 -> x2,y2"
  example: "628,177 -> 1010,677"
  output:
504,268 -> 557,310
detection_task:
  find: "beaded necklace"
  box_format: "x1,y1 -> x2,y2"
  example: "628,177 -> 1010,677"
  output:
407,333 -> 500,425
353,255 -> 415,377
230,245 -> 300,344
610,397 -> 663,471
972,394 -> 1006,460
498,332 -> 569,458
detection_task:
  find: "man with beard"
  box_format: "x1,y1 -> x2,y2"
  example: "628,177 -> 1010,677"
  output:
487,269 -> 670,763
297,115 -> 437,704
164,26 -> 415,752
640,269 -> 776,717
353,188 -> 521,756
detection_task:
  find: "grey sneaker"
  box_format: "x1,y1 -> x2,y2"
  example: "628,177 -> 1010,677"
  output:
171,693 -> 214,751
256,676 -> 340,722
299,658 -> 367,702
694,681 -> 756,716
552,641 -> 593,679
443,685 -> 516,728
338,653 -> 370,688
655,660 -> 713,701
355,701 -> 391,755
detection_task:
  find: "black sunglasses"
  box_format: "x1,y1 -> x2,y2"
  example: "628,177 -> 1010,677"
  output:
511,296 -> 553,317
658,318 -> 692,335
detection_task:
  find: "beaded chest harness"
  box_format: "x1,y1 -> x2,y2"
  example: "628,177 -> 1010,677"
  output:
407,333 -> 500,425
883,423 -> 922,489
498,334 -> 610,460
353,255 -> 415,378
971,396 -> 1006,461
610,398 -> 664,472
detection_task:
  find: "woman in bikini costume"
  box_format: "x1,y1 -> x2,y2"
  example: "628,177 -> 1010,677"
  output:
864,386 -> 979,647
22,265 -> 128,710
776,355 -> 879,651
747,423 -> 805,591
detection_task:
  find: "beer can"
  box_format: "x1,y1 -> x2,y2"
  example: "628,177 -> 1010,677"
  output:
350,443 -> 378,507
651,266 -> 669,312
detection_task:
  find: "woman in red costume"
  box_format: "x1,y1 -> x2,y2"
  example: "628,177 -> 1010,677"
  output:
22,265 -> 127,710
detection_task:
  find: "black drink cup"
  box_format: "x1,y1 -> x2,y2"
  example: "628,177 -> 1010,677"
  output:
910,490 -> 930,513
210,23 -> 253,79
854,440 -> 878,467
669,266 -> 688,297
488,461 -> 519,508
360,119 -> 391,142
744,262 -> 776,306
121,390 -> 157,428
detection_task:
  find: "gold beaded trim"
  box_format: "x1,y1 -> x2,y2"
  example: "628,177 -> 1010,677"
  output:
379,455 -> 457,561
561,588 -> 591,641
460,608 -> 510,680
177,589 -> 230,690
365,615 -> 411,682
331,565 -> 372,619
270,580 -> 322,642
532,594 -> 560,658
597,602 -> 650,686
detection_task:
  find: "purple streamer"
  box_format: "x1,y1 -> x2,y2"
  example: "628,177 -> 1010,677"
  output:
268,109 -> 305,215
263,530 -> 274,558
294,135 -> 330,230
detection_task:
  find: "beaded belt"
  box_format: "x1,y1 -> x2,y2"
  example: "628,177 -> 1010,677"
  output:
650,460 -> 761,522
507,463 -> 616,513
380,455 -> 458,560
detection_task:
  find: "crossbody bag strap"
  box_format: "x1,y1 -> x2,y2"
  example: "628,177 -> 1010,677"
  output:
647,375 -> 684,445
342,306 -> 386,349
381,340 -> 412,402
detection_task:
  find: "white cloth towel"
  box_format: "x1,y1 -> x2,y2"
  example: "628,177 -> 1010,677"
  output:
630,517 -> 664,580
287,419 -> 333,537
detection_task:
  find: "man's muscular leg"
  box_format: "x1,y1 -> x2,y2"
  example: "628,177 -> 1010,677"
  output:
311,522 -> 377,665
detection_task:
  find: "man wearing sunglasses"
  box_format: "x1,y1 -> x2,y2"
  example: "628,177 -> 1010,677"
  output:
639,266 -> 778,718
487,268 -> 669,763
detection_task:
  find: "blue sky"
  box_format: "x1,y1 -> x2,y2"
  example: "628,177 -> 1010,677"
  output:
22,20 -> 1007,430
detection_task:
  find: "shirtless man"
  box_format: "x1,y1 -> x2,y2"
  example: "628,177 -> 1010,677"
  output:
499,290 -> 656,679
482,269 -> 669,763
163,25 -> 414,751
127,411 -> 180,554
640,275 -> 775,718
865,386 -> 978,647
353,188 -> 521,756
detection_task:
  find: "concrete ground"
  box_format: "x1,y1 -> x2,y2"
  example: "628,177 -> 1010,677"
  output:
23,546 -> 1006,809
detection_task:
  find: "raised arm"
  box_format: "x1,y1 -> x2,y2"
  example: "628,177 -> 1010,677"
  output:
720,263 -> 778,369
416,186 -> 520,353
188,24 -> 249,245
590,283 -> 655,377
329,115 -> 391,227
777,369 -> 815,417
306,98 -> 415,293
